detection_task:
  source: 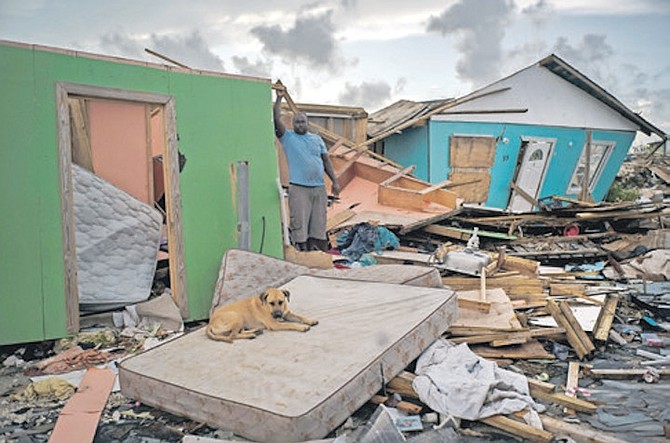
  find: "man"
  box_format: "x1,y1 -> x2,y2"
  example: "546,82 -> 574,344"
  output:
273,88 -> 340,252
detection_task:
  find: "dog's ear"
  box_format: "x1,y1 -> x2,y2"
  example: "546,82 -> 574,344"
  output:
259,291 -> 269,304
282,289 -> 290,301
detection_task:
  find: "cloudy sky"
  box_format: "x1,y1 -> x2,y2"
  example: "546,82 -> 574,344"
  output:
1,0 -> 668,142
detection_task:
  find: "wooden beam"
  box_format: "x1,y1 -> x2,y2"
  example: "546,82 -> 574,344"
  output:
369,394 -> 422,415
379,165 -> 416,187
546,300 -> 592,360
527,378 -> 597,414
480,415 -> 553,443
564,361 -> 581,415
592,294 -> 620,342
540,415 -> 632,443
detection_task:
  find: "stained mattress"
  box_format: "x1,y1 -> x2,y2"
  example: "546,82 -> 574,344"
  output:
72,164 -> 162,311
119,274 -> 456,442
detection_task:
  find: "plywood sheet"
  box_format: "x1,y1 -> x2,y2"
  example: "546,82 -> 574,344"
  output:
452,288 -> 523,330
120,275 -> 457,442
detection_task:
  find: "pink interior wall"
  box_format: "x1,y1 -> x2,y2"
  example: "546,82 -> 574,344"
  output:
88,100 -> 151,204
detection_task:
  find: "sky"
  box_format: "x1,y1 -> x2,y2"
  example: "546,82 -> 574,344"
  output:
1,0 -> 668,144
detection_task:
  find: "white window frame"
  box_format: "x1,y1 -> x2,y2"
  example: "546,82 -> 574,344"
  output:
567,140 -> 615,195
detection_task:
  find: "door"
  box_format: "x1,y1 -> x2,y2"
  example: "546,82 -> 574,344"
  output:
508,138 -> 554,212
57,82 -> 188,332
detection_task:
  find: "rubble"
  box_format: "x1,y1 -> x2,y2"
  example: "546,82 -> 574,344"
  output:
2,77 -> 670,443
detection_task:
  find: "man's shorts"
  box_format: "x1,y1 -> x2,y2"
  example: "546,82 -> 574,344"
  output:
288,183 -> 327,243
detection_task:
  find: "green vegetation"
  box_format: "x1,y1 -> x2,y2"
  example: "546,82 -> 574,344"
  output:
606,181 -> 640,202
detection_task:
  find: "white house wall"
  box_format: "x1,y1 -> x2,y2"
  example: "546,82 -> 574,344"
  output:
433,64 -> 639,132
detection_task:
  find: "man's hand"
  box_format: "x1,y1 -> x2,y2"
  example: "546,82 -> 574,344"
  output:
331,181 -> 340,198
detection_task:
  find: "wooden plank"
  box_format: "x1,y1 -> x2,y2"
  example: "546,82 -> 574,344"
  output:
480,415 -> 553,443
540,415 -> 632,443
68,98 -> 95,172
326,208 -> 356,231
379,165 -> 415,187
585,367 -> 670,379
418,179 -> 452,195
48,368 -> 117,443
529,383 -> 597,414
369,395 -> 422,415
386,371 -> 419,399
592,294 -> 619,342
564,361 -> 580,415
447,170 -> 490,202
471,340 -> 555,360
546,300 -> 589,360
559,301 -> 596,353
458,297 -> 491,313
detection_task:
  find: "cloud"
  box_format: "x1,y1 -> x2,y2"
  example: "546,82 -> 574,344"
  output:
149,31 -> 225,71
250,10 -> 338,68
521,0 -> 553,26
100,32 -> 144,59
101,30 -> 225,71
338,80 -> 392,109
231,56 -> 273,77
426,0 -> 515,87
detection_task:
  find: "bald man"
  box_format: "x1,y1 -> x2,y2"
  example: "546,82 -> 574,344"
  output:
273,89 -> 340,252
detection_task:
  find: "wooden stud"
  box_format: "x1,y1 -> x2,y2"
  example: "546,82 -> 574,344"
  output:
593,294 -> 620,342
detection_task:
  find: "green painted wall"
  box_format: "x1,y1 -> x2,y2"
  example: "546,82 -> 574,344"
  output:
0,42 -> 283,345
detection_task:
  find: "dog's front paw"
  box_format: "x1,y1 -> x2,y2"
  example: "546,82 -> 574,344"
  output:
306,319 -> 318,326
299,325 -> 311,332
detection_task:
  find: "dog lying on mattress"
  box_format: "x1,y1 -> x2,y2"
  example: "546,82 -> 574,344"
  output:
206,288 -> 318,342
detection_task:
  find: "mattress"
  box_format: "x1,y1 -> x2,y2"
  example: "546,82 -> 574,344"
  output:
120,275 -> 456,442
72,164 -> 162,311
209,248 -> 443,315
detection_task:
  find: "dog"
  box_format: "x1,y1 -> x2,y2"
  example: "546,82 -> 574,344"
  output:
205,288 -> 318,343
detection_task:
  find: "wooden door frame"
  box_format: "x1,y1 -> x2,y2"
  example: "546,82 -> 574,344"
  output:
56,82 -> 188,332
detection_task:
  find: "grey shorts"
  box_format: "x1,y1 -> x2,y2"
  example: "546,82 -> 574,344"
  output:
288,184 -> 327,243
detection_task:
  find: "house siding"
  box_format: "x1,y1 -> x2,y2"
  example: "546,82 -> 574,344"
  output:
426,120 -> 634,208
0,42 -> 282,345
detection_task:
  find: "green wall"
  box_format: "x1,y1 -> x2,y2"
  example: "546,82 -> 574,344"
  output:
0,42 -> 283,345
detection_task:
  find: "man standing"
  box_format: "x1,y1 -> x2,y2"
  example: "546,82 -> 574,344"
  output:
273,88 -> 340,252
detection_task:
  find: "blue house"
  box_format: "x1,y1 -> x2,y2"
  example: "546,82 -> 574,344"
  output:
368,54 -> 667,212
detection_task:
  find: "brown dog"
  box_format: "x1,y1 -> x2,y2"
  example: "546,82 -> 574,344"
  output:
206,288 -> 318,342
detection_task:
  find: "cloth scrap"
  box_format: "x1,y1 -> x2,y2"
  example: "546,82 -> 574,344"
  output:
10,377 -> 75,402
412,339 -> 544,421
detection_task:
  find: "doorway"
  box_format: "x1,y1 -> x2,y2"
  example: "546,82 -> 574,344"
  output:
56,83 -> 188,332
508,138 -> 554,212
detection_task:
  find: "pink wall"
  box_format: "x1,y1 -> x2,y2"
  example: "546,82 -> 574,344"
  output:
88,99 -> 152,204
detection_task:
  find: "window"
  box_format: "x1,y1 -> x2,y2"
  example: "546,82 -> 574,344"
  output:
567,141 -> 614,194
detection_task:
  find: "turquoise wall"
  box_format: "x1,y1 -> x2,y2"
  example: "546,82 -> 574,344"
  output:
382,126 -> 429,180
389,120 -> 635,209
0,42 -> 283,345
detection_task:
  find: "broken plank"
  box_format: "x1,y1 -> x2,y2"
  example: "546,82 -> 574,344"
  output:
424,224 -> 517,240
480,415 -> 553,443
564,361 -> 580,415
558,301 -> 595,354
48,367 -> 117,443
386,371 -> 419,400
369,394 -> 422,414
545,300 -> 590,360
592,294 -> 620,342
458,297 -> 492,313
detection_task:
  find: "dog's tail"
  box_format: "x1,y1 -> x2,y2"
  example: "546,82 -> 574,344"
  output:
205,325 -> 233,343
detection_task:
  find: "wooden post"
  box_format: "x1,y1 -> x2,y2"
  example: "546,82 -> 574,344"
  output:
480,268 -> 487,301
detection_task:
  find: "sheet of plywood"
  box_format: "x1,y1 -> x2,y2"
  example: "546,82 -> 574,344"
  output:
120,275 -> 457,442
453,288 -> 523,330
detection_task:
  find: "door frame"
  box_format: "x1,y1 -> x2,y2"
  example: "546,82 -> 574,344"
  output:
56,82 -> 188,332
507,136 -> 555,212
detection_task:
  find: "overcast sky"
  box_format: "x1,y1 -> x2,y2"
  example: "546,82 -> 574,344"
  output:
1,0 -> 668,143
